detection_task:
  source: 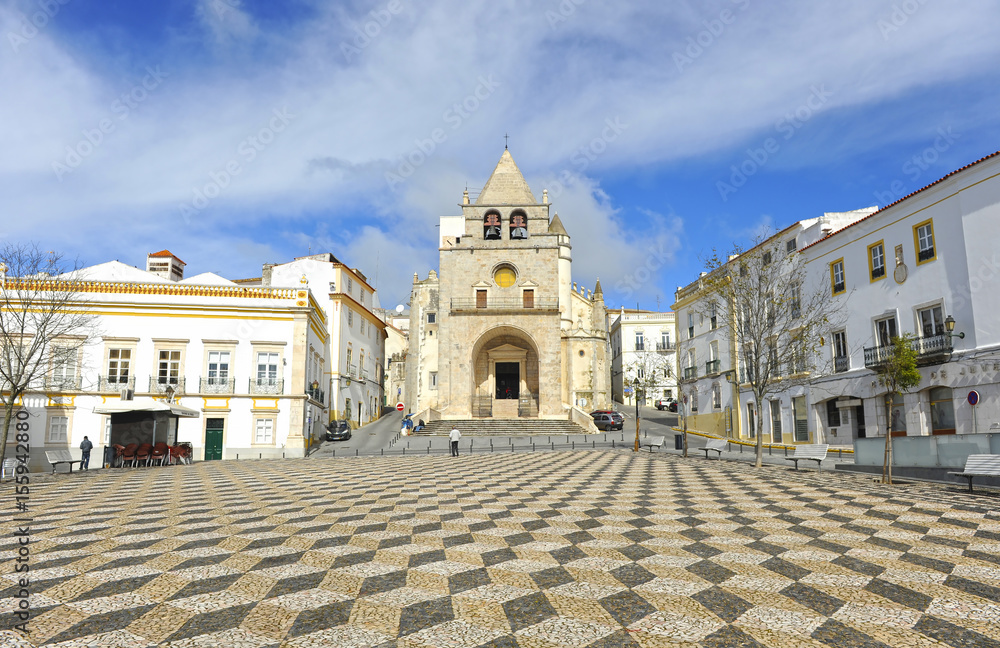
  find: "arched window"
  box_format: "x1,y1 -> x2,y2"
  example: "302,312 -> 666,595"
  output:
510,210 -> 528,239
484,211 -> 502,240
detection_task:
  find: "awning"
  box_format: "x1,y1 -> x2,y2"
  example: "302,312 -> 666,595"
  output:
92,400 -> 200,418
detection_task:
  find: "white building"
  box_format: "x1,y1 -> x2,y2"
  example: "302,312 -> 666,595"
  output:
674,150 -> 1000,446
5,249 -> 385,471
609,309 -> 676,407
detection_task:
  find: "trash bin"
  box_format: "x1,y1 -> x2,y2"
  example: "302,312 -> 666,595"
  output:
674,434 -> 684,450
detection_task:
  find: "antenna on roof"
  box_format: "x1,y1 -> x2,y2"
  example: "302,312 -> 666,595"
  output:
504,133 -> 509,150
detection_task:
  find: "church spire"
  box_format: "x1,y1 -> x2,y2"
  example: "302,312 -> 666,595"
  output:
476,149 -> 537,205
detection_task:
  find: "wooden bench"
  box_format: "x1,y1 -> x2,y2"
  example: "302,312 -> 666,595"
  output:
785,444 -> 829,471
44,450 -> 83,474
949,454 -> 1000,493
700,438 -> 728,459
642,436 -> 665,452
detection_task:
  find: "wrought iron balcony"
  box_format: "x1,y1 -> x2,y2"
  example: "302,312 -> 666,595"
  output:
705,359 -> 721,375
683,366 -> 697,380
250,378 -> 283,395
150,377 -> 185,394
635,343 -> 646,351
655,343 -> 674,352
44,375 -> 82,391
306,387 -> 325,403
98,375 -> 135,392
864,333 -> 952,369
450,298 -> 559,312
834,356 -> 850,373
347,364 -> 357,378
200,377 -> 235,394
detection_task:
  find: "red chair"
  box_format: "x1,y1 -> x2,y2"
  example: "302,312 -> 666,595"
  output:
151,442 -> 169,466
135,444 -> 152,467
112,444 -> 126,467
121,444 -> 138,467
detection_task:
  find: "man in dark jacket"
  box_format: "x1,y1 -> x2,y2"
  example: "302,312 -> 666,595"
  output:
80,436 -> 93,470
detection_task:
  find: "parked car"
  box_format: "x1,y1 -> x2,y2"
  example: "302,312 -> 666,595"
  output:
590,410 -> 624,431
656,398 -> 678,412
325,420 -> 351,441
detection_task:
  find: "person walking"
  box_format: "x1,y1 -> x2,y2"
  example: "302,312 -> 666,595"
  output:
449,426 -> 461,456
80,435 -> 93,471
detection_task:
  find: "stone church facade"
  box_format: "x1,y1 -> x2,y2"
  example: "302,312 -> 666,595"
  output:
405,150 -> 610,425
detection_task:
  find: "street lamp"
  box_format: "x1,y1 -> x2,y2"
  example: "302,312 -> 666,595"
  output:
633,377 -> 641,452
944,315 -> 965,339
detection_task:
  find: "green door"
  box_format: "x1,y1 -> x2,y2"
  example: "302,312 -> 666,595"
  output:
204,418 -> 224,461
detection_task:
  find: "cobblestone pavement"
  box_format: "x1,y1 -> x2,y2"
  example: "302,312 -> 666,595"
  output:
2,451 -> 999,647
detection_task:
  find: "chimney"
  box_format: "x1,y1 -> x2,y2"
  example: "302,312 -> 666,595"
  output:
262,263 -> 275,286
146,250 -> 185,281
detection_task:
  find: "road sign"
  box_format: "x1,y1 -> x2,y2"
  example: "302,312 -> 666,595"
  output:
396,402 -> 404,411
968,390 -> 979,406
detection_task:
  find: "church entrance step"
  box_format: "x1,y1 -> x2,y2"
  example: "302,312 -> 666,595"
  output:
413,419 -> 588,437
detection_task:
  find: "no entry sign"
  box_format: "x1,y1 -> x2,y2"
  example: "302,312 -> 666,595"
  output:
396,402 -> 405,411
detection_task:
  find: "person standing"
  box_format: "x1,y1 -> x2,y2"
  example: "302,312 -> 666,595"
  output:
80,435 -> 93,470
449,426 -> 461,456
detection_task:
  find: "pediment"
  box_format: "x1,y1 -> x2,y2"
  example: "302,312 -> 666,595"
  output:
471,280 -> 491,288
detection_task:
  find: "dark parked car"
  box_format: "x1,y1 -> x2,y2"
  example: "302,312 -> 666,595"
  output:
590,410 -> 624,431
325,420 -> 351,441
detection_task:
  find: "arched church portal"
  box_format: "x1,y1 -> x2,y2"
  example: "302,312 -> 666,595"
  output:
471,327 -> 540,417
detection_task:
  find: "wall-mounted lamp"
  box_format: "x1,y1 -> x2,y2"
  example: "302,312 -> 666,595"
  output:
944,315 -> 965,339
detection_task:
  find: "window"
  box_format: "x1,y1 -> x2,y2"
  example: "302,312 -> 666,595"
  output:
635,332 -> 644,351
712,384 -> 721,409
329,280 -> 336,293
494,266 -> 516,288
786,239 -> 797,252
747,402 -> 756,438
637,366 -> 645,379
914,219 -> 936,264
360,291 -> 366,306
347,278 -> 354,294
510,210 -> 528,239
430,371 -> 438,389
929,387 -> 955,435
347,309 -> 354,328
691,391 -> 698,412
709,340 -> 718,361
344,398 -> 352,420
360,320 -> 365,335
254,418 -> 274,444
207,351 -> 230,384
427,312 -> 436,324
789,284 -> 801,319
826,399 -> 841,427
688,313 -> 694,338
830,259 -> 845,295
770,400 -> 782,442
107,348 -> 131,384
875,316 -> 898,347
918,305 -> 944,337
868,241 -> 886,281
484,211 -> 502,240
51,349 -> 77,389
660,332 -> 670,350
762,251 -> 772,265
158,350 -> 181,385
888,394 -> 906,435
476,289 -> 487,308
48,415 -> 68,442
833,331 -> 848,372
257,352 -> 279,385
709,302 -> 717,329
522,290 -> 534,309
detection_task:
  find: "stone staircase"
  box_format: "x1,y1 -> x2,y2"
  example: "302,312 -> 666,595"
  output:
415,419 -> 588,437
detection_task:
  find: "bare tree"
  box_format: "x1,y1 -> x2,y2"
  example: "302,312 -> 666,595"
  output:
700,231 -> 844,467
0,243 -> 97,470
875,333 -> 920,485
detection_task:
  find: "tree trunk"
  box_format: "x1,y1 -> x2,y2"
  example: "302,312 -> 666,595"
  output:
754,408 -> 764,468
881,395 -> 893,485
0,399 -> 16,472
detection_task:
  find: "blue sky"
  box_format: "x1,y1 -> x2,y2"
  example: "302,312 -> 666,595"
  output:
2,0 -> 999,311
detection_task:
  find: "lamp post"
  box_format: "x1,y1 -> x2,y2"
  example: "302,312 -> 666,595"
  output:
944,315 -> 965,340
633,377 -> 641,452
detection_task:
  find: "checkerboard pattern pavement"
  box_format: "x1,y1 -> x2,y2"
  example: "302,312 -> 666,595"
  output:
2,450 -> 999,647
